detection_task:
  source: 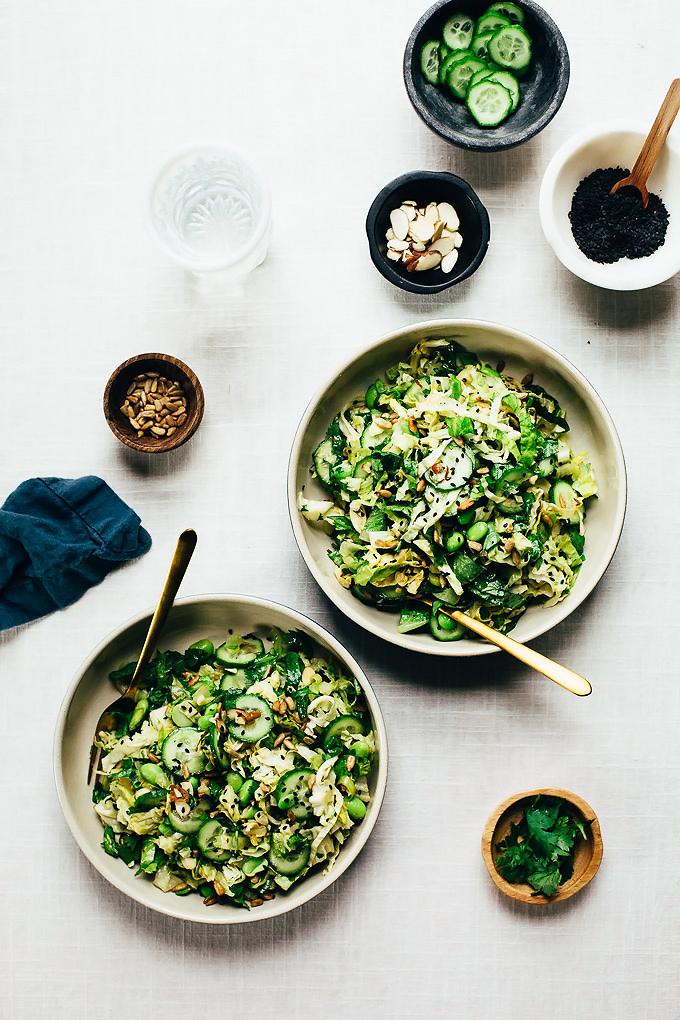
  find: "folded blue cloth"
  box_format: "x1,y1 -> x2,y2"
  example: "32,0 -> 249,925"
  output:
0,476 -> 152,630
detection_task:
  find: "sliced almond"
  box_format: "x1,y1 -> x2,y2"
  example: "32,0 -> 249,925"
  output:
387,238 -> 410,251
386,249 -> 402,261
410,216 -> 434,243
386,227 -> 395,241
411,241 -> 426,252
430,219 -> 445,243
414,251 -> 442,272
441,249 -> 459,273
430,236 -> 456,256
389,207 -> 409,240
424,202 -> 439,223
451,231 -> 463,248
401,199 -> 418,207
400,203 -> 417,221
437,202 -> 460,230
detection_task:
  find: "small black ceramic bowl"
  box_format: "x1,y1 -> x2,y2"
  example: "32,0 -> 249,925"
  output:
366,170 -> 490,294
403,0 -> 569,153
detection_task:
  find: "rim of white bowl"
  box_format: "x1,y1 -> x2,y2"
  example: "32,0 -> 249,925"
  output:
539,122 -> 680,291
288,318 -> 627,657
53,592 -> 388,924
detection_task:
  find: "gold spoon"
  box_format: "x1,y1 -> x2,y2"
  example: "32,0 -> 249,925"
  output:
87,528 -> 198,782
415,596 -> 591,697
610,79 -> 680,207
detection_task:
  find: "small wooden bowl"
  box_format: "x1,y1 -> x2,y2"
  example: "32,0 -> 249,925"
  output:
103,353 -> 204,453
481,787 -> 603,904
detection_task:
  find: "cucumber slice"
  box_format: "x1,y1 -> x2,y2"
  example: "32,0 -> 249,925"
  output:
170,700 -> 198,728
486,70 -> 520,111
312,438 -> 334,486
429,601 -> 466,641
169,796 -> 210,835
470,31 -> 495,60
487,25 -> 532,74
228,695 -> 274,743
442,12 -> 475,51
438,48 -> 472,85
322,714 -> 365,749
469,67 -> 496,89
269,833 -> 311,877
486,2 -> 525,25
197,819 -> 232,862
476,12 -> 511,35
420,39 -> 440,84
425,445 -> 474,490
550,480 -> 580,524
275,768 -> 315,819
447,56 -> 487,99
215,635 -> 264,666
209,725 -> 231,768
161,727 -> 206,775
466,80 -> 513,126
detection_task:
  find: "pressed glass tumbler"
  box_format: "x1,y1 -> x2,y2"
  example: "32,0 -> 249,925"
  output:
147,145 -> 271,278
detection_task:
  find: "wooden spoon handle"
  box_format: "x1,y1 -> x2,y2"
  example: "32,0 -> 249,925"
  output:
449,610 -> 592,697
630,78 -> 680,186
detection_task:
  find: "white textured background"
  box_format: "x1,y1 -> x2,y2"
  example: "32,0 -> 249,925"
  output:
1,1 -> 678,1017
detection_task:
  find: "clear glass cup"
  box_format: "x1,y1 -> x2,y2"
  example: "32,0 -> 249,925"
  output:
147,145 -> 272,279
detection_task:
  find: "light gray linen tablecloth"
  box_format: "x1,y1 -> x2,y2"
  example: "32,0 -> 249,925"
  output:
1,2 -> 678,1017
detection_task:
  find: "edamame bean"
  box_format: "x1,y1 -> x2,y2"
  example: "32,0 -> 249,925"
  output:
129,697 -> 149,732
457,508 -> 475,526
436,612 -> 457,631
345,796 -> 367,821
239,779 -> 259,806
189,639 -> 214,656
139,762 -> 169,788
466,521 -> 489,543
351,740 -> 370,758
445,531 -> 464,553
226,771 -> 243,794
158,821 -> 174,836
197,712 -> 213,731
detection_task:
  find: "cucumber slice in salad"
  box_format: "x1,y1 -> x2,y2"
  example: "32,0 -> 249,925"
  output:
275,768 -> 315,819
269,833 -> 311,876
322,714 -> 365,748
169,797 -> 210,835
197,819 -> 233,862
161,727 -> 206,775
425,445 -> 474,490
550,480 -> 580,524
429,600 -> 466,641
227,694 -> 274,743
215,635 -> 264,666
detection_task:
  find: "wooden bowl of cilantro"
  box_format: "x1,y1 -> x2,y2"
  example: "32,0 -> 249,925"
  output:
481,788 -> 602,903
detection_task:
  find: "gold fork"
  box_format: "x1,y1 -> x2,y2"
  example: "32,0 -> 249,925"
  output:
87,528 -> 198,782
413,596 -> 591,696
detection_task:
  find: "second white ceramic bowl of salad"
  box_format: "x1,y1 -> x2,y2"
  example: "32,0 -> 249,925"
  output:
288,318 -> 626,657
54,593 -> 388,924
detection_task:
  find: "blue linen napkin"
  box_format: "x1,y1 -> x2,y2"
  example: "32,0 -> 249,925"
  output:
0,475 -> 152,630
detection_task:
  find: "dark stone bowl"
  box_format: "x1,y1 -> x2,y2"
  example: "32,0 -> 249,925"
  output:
403,0 -> 570,152
366,170 -> 490,294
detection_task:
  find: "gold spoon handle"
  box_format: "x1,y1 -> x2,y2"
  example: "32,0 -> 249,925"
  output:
448,609 -> 591,697
126,529 -> 198,692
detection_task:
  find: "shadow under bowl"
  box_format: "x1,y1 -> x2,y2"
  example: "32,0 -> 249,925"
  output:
403,0 -> 569,152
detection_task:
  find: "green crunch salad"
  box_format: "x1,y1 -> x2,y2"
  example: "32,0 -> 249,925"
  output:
92,629 -> 376,910
299,338 -> 597,639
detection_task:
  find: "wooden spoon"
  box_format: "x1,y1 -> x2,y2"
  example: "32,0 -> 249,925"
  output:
415,596 -> 591,697
610,79 -> 680,207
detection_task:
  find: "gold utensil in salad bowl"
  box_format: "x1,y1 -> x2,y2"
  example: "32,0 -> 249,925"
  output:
413,596 -> 591,696
87,528 -> 198,781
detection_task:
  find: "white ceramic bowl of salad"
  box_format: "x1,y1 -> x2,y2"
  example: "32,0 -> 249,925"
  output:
288,318 -> 626,657
54,594 -> 388,924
